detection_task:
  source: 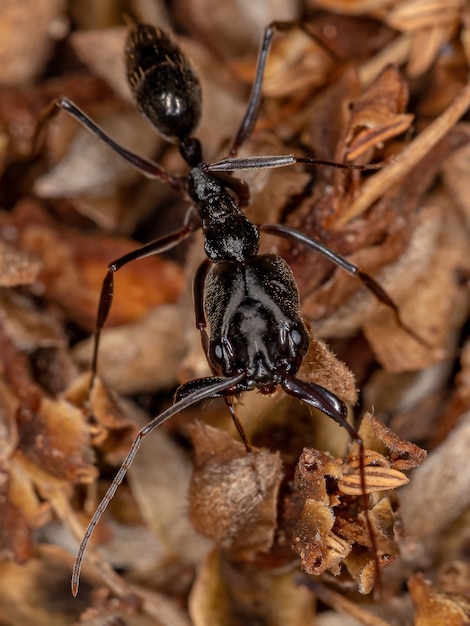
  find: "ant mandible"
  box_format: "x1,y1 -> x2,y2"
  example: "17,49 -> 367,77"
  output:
38,21 -> 417,595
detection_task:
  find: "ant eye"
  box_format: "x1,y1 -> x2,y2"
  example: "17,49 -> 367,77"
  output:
291,329 -> 303,345
214,343 -> 224,360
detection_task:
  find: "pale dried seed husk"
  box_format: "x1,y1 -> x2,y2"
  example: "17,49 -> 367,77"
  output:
338,465 -> 409,496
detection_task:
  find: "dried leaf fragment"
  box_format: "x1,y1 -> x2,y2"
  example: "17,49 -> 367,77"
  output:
188,422 -> 283,561
387,0 -> 463,32
344,65 -> 413,161
189,549 -> 315,626
73,304 -> 188,395
289,414 -> 426,591
357,413 -> 427,471
0,0 -> 67,85
0,240 -> 41,287
18,396 -> 96,484
409,572 -> 470,625
64,373 -> 138,463
292,498 -> 351,576
8,199 -> 184,331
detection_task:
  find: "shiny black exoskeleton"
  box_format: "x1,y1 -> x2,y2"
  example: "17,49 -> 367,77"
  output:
41,23 -> 414,593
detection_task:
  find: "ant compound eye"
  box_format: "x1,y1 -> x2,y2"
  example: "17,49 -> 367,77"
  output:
291,329 -> 303,346
214,343 -> 224,360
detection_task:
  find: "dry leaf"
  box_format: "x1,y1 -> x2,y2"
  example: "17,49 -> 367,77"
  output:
0,0 -> 67,86
1,2 -> 470,623
409,572 -> 470,625
189,549 -> 315,626
188,422 -> 283,561
0,240 -> 41,286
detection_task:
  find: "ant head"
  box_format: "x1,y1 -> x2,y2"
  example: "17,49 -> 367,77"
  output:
126,24 -> 202,142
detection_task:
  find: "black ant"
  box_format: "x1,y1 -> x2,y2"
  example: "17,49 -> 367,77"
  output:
37,21 -> 420,596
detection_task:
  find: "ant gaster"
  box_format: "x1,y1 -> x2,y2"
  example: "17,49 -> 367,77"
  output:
38,22 -> 420,595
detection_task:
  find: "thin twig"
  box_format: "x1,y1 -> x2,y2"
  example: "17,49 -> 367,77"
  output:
334,81 -> 470,228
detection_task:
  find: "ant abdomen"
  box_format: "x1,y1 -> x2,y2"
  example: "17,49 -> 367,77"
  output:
125,24 -> 202,141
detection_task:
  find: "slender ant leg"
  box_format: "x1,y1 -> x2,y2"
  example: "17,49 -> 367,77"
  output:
230,20 -> 305,157
35,97 -> 188,197
90,214 -> 200,391
260,223 -> 430,347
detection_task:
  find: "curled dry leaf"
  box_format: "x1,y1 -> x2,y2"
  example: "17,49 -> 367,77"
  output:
252,29 -> 335,98
278,64 -> 443,357
385,0 -> 463,78
355,412 -> 427,471
188,422 -> 283,561
387,0 -> 463,32
306,203 -> 441,344
0,331 -> 96,564
313,0 -> 464,77
343,65 -> 413,162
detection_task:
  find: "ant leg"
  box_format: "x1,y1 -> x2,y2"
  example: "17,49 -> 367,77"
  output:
230,20 -> 303,156
35,97 -> 187,196
282,375 -> 351,435
72,371 -> 245,596
90,213 -> 200,391
225,397 -> 253,454
260,223 -> 428,346
281,374 -> 380,589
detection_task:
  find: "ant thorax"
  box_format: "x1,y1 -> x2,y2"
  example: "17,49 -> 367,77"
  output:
188,167 -> 259,263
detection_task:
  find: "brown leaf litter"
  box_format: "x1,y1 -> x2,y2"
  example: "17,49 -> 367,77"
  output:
0,1 -> 470,624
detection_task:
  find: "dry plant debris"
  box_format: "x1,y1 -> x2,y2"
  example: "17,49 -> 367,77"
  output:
0,0 -> 470,624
